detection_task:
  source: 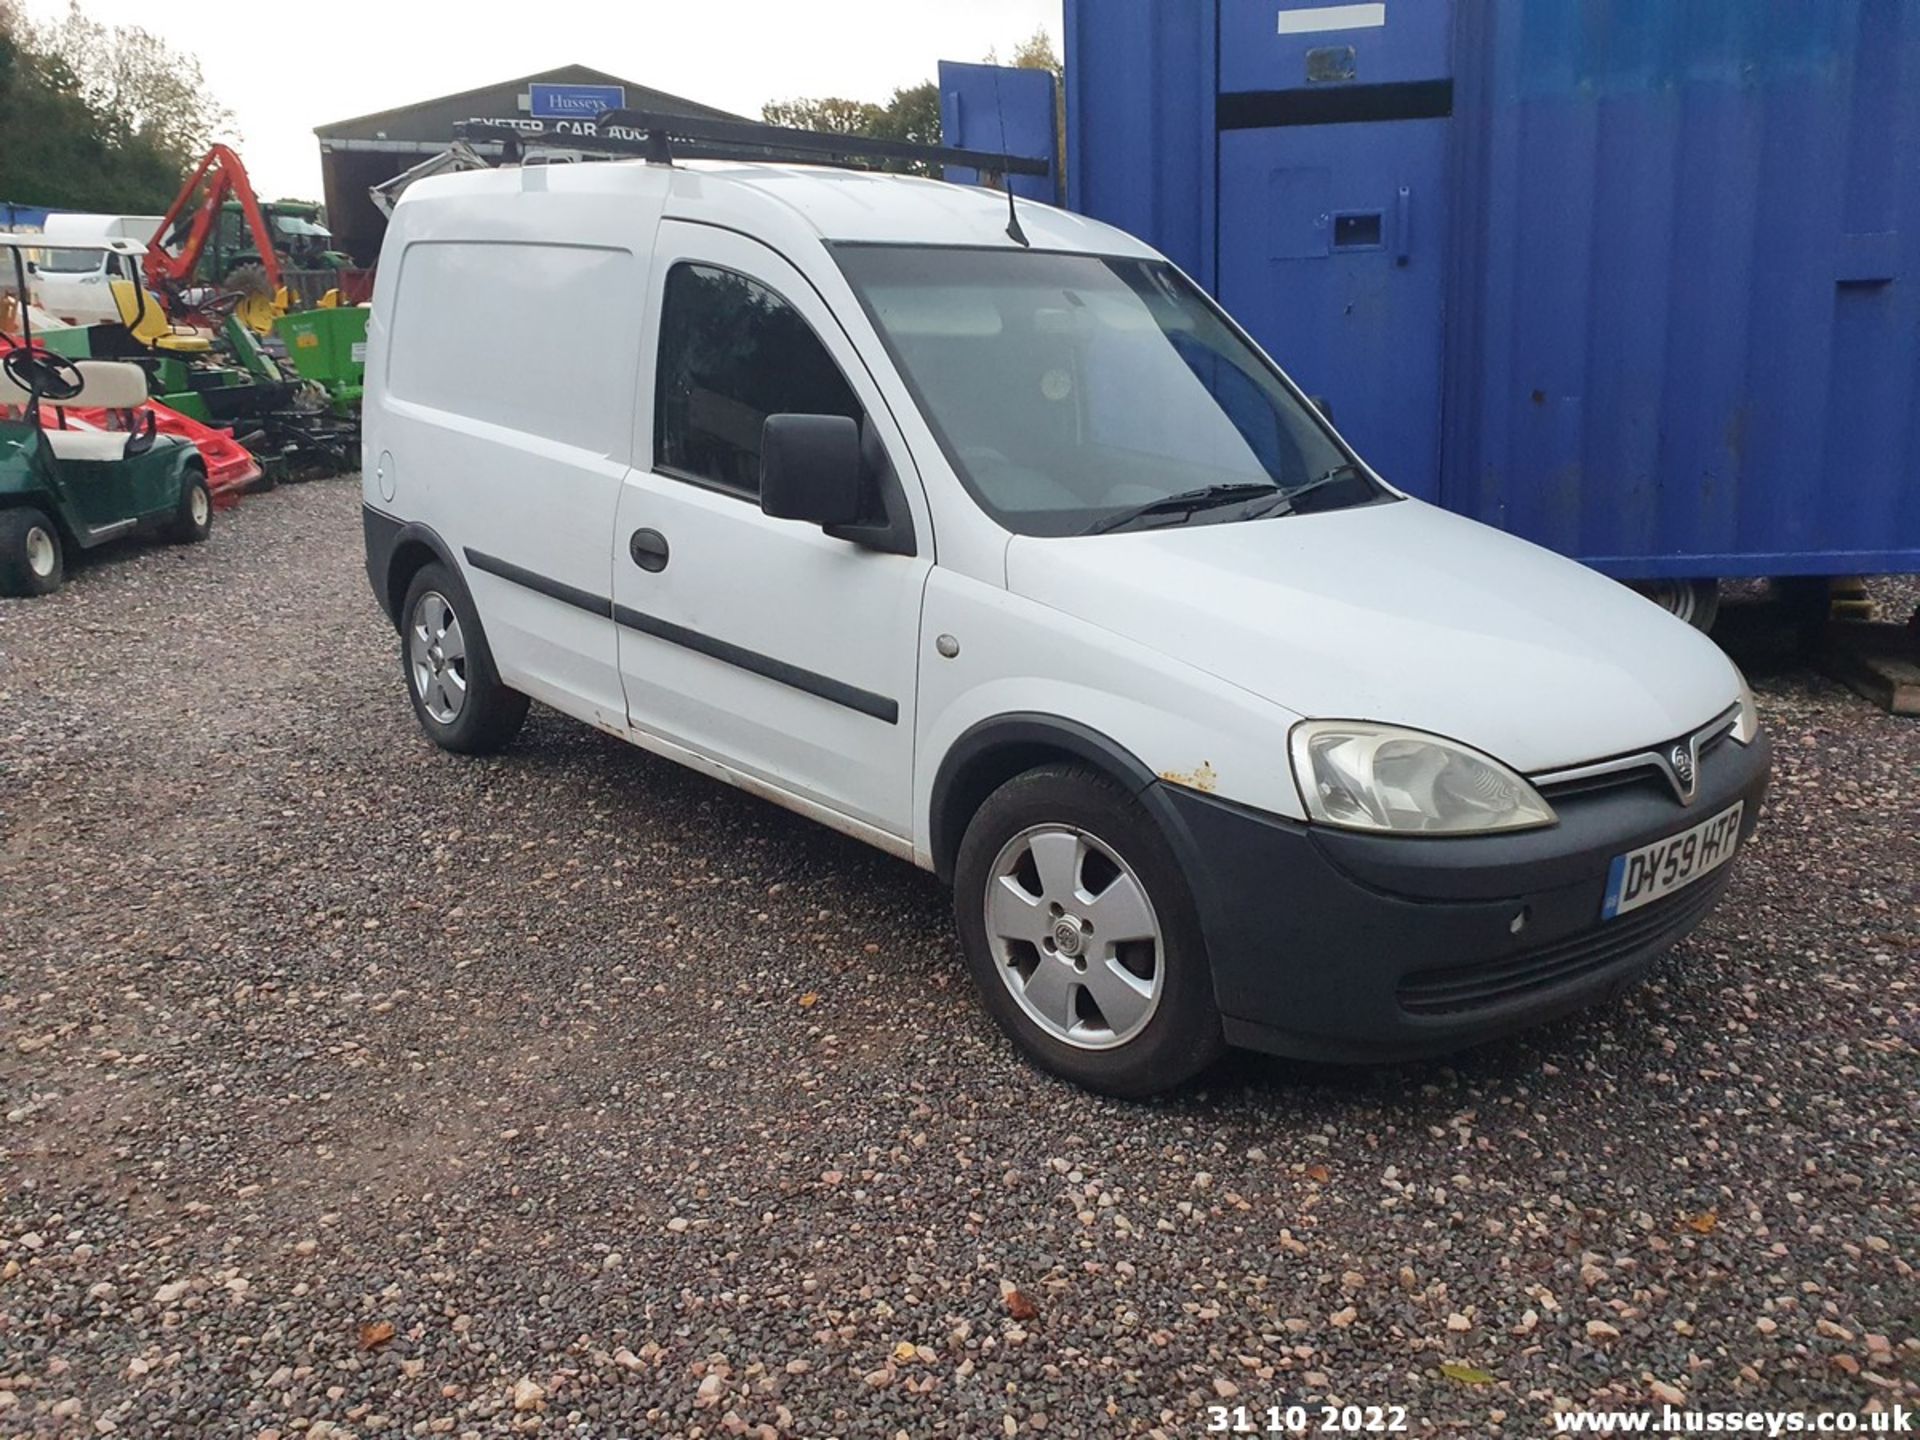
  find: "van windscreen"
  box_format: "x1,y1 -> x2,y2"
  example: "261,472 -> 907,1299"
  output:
34,248 -> 102,274
832,245 -> 1388,537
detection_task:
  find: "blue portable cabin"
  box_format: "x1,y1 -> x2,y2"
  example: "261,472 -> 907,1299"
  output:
1061,0 -> 1920,594
937,60 -> 1062,204
1,203 -> 54,233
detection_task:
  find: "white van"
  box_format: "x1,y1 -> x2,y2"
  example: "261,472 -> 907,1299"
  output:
362,150 -> 1769,1097
31,215 -> 163,325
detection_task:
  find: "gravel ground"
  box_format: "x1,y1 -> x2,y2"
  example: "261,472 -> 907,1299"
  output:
0,481 -> 1915,1439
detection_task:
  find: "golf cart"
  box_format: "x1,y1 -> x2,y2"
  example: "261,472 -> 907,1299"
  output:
1,236 -> 211,598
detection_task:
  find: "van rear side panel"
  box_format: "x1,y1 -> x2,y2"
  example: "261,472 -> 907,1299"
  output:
364,171 -> 670,727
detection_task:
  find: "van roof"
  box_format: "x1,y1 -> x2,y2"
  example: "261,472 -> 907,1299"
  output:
0,234 -> 142,254
41,214 -> 162,237
401,158 -> 1157,260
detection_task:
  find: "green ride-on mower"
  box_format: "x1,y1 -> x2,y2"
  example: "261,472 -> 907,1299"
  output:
1,238 -> 212,598
35,269 -> 360,480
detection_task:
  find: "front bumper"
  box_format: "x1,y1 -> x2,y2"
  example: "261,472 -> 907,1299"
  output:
1154,731 -> 1771,1063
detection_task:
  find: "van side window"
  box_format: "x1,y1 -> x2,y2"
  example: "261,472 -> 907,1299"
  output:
655,262 -> 863,496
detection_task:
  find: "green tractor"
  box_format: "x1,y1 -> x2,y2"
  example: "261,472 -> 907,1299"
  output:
3,239 -> 211,597
169,197 -> 353,291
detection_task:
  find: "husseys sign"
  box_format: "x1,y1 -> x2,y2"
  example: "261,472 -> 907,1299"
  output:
527,83 -> 626,119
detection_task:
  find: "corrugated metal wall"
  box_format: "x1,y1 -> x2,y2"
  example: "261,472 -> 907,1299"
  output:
1066,0 -> 1217,289
1065,0 -> 1920,578
1449,0 -> 1920,577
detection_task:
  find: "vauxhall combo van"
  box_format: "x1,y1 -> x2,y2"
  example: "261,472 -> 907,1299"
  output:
361,153 -> 1769,1097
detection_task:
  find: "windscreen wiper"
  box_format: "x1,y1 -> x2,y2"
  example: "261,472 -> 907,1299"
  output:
1245,461 -> 1367,519
1089,481 -> 1279,535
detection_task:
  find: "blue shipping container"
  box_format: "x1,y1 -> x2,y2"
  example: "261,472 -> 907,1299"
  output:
937,60 -> 1061,203
1063,0 -> 1920,580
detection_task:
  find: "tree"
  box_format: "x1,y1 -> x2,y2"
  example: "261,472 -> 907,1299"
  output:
760,95 -> 887,137
758,27 -> 1064,184
1003,26 -> 1063,77
0,0 -> 233,213
869,82 -> 941,151
28,2 -> 234,168
762,84 -> 943,176
994,26 -> 1066,192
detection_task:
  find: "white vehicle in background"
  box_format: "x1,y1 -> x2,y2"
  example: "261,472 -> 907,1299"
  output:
29,214 -> 163,325
359,119 -> 1770,1098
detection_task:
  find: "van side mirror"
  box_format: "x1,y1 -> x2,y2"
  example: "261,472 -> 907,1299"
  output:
1308,394 -> 1335,424
760,414 -> 864,528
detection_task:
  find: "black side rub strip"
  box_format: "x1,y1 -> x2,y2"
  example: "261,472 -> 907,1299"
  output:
464,547 -> 611,618
1218,80 -> 1452,131
613,604 -> 898,725
462,548 -> 898,725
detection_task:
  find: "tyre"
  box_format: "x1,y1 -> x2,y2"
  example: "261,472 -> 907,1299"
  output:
166,470 -> 212,544
1772,576 -> 1833,656
1629,578 -> 1719,632
953,764 -> 1225,1098
0,507 -> 64,597
400,562 -> 529,755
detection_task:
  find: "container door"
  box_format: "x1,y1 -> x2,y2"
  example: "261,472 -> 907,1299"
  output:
1214,0 -> 1452,500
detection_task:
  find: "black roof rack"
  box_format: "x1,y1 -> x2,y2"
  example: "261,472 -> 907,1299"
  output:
452,109 -> 1050,181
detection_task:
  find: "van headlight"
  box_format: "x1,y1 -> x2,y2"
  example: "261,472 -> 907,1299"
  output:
1289,722 -> 1557,835
1731,675 -> 1762,745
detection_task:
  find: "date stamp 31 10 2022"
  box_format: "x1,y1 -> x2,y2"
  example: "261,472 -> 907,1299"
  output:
1205,1402 -> 1411,1435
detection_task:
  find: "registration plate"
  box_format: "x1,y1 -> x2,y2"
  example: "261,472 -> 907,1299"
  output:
1601,801 -> 1743,920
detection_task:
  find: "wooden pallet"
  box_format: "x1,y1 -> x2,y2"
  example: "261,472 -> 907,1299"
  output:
1821,621 -> 1920,716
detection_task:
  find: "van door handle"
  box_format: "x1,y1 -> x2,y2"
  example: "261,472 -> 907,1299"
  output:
628,528 -> 669,573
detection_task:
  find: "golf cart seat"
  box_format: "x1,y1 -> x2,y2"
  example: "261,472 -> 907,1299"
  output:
108,278 -> 213,355
37,362 -> 167,463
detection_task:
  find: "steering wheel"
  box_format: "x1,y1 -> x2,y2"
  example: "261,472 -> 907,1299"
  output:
3,348 -> 84,403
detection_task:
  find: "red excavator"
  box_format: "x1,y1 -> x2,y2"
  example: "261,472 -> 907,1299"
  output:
143,144 -> 284,321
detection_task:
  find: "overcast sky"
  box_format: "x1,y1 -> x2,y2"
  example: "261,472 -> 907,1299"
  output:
25,0 -> 1064,200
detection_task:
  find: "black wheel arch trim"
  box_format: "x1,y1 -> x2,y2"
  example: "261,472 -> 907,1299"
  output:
362,505 -> 464,628
929,713 -> 1179,882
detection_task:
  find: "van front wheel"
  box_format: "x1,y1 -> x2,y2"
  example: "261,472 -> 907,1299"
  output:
400,562 -> 529,755
953,764 -> 1224,1098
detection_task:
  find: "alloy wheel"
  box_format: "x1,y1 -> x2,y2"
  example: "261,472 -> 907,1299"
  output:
407,590 -> 467,724
983,824 -> 1164,1050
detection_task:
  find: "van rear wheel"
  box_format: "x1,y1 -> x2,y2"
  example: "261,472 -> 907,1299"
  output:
953,764 -> 1224,1098
400,562 -> 528,755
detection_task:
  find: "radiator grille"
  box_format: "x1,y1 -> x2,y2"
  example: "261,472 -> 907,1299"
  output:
1397,873 -> 1729,1017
